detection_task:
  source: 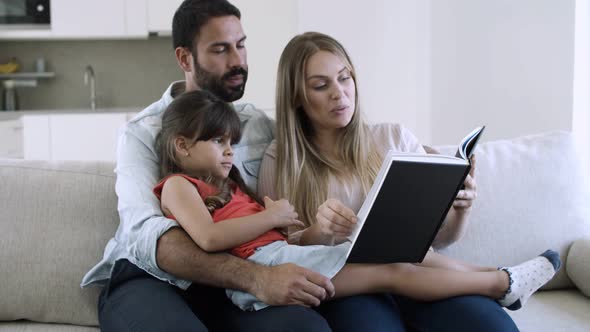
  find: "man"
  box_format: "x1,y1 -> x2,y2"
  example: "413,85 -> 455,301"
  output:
83,1 -> 518,331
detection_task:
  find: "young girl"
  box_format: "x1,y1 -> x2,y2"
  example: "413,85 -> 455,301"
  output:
154,89 -> 559,312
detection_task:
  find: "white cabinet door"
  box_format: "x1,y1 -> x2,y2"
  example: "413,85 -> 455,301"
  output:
22,112 -> 134,161
147,0 -> 183,33
125,0 -> 149,37
0,119 -> 24,158
49,113 -> 126,161
47,0 -> 148,39
51,0 -> 127,38
22,115 -> 51,160
0,0 -> 148,39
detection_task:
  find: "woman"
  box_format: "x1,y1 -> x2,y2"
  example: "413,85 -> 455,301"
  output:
259,32 -> 524,331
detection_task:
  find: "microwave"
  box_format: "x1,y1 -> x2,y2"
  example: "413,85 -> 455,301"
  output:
0,0 -> 50,28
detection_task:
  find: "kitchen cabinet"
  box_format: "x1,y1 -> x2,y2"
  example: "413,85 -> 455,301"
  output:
0,0 -> 148,39
20,111 -> 137,161
0,119 -> 24,159
146,0 -> 183,34
49,113 -> 126,161
51,0 -> 147,39
21,115 -> 50,160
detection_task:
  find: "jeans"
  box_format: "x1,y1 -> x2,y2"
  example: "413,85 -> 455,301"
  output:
393,295 -> 520,331
98,260 -> 518,331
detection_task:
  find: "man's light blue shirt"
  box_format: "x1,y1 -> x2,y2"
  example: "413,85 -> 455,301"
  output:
81,81 -> 274,289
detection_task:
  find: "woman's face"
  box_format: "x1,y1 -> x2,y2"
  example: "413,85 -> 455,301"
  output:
301,51 -> 356,134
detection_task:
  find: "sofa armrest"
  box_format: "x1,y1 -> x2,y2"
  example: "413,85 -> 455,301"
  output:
567,237 -> 590,297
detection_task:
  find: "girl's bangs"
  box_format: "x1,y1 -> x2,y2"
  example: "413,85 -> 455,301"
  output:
196,104 -> 242,144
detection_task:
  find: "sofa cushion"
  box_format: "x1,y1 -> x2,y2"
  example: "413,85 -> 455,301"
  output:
567,237 -> 590,297
0,321 -> 98,332
0,159 -> 118,326
437,131 -> 590,289
506,290 -> 590,332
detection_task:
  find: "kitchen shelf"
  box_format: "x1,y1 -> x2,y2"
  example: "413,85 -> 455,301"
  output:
0,72 -> 55,80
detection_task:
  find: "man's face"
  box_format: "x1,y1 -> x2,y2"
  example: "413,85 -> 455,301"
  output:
192,16 -> 248,102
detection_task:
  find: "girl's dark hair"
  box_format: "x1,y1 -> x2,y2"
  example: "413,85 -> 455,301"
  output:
157,89 -> 261,212
172,0 -> 241,51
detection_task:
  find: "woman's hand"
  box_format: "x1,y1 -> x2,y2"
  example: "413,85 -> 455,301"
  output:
453,155 -> 477,211
263,197 -> 304,229
434,155 -> 478,248
315,198 -> 357,238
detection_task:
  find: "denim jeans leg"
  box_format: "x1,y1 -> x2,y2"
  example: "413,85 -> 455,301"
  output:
98,259 -> 207,332
181,283 -> 332,332
315,294 -> 407,332
394,294 -> 520,332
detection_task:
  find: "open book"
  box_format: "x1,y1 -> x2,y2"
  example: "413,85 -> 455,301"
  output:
345,126 -> 485,264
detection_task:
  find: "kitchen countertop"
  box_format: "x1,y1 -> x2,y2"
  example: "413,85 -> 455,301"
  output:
1,107 -> 275,121
0,107 -> 141,121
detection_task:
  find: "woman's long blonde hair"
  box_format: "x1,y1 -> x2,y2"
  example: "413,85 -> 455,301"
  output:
275,32 -> 383,227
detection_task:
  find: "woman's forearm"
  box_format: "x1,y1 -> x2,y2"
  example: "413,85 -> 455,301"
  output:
432,206 -> 471,249
298,223 -> 336,246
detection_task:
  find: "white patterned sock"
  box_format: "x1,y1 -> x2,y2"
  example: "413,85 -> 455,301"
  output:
497,250 -> 561,311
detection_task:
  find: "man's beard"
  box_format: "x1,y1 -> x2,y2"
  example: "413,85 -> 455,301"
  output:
193,58 -> 248,102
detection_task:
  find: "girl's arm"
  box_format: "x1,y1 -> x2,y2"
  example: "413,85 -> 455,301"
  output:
161,176 -> 301,252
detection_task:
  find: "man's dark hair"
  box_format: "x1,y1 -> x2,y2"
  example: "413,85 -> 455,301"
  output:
172,0 -> 241,51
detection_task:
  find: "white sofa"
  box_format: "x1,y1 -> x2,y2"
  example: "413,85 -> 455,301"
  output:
0,131 -> 589,331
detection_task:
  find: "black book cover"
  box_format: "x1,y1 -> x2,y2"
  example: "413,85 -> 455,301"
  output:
345,126 -> 485,264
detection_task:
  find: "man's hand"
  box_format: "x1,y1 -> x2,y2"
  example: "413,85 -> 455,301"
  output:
316,198 -> 357,238
251,263 -> 335,307
453,155 -> 477,211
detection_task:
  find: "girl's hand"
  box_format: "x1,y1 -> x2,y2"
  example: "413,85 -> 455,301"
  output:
263,197 -> 304,229
315,198 -> 357,238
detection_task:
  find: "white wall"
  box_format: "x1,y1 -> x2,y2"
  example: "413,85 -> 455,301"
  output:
573,0 -> 590,166
297,0 -> 432,143
233,0 -> 297,110
430,0 -> 575,144
173,0 -> 578,147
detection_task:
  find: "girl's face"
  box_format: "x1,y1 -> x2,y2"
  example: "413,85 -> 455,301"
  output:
301,50 -> 356,134
181,134 -> 234,179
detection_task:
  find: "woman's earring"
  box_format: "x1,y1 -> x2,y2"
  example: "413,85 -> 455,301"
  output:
185,152 -> 190,157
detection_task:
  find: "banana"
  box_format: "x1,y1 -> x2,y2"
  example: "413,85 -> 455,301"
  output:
0,59 -> 20,74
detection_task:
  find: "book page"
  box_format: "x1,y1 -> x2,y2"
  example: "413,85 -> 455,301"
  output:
456,126 -> 485,159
